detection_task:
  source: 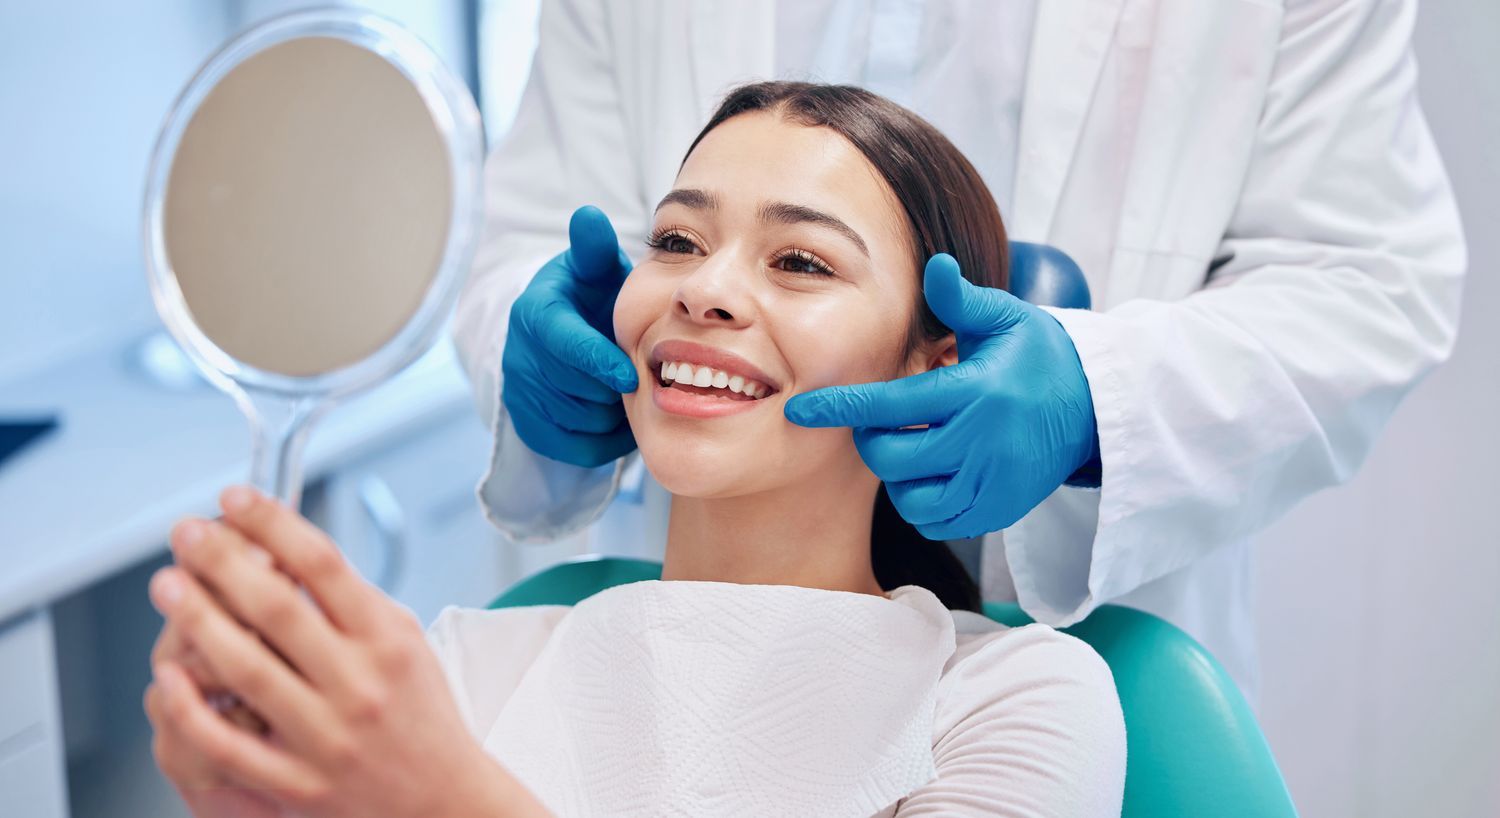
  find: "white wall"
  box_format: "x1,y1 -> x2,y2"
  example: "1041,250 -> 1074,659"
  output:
1254,3 -> 1500,817
0,3 -> 231,383
233,0 -> 473,80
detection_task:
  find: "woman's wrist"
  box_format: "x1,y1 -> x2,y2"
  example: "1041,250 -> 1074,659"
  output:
448,748 -> 553,818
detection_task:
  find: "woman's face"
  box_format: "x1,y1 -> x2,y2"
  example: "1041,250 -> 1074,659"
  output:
614,111 -> 934,499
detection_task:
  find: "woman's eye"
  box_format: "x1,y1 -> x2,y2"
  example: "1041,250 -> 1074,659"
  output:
647,230 -> 700,255
775,249 -> 835,277
663,236 -> 695,253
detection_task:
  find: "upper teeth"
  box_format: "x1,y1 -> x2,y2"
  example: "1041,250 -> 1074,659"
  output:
660,361 -> 768,398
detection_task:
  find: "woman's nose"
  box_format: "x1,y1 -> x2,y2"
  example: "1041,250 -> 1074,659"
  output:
674,256 -> 754,328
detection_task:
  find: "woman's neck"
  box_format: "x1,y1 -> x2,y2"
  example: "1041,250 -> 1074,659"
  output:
660,469 -> 885,597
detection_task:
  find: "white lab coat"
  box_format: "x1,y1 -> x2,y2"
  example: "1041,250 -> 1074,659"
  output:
452,0 -> 1467,696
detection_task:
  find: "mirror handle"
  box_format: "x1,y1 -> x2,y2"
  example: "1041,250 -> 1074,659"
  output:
243,391 -> 320,510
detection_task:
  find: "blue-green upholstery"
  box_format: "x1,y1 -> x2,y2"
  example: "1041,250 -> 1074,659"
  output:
490,556 -> 1298,818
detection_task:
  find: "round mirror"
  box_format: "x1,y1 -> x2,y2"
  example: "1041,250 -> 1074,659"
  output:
143,9 -> 483,506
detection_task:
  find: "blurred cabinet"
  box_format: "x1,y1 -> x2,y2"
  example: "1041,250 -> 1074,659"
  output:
0,610 -> 68,818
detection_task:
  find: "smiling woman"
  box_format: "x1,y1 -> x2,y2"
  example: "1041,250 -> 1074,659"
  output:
616,82 -> 1010,610
439,82 -> 1125,816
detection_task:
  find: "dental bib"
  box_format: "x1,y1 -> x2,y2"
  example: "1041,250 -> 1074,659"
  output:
484,579 -> 957,818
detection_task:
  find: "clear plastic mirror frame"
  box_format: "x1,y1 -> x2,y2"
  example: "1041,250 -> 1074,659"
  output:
142,8 -> 484,506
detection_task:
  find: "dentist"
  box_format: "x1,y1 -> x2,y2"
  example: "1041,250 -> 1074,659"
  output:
453,0 -> 1466,694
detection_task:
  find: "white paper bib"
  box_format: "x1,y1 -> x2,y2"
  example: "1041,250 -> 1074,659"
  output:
484,580 -> 957,818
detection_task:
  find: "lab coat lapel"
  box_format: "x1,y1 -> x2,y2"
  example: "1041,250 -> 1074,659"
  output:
688,1 -> 777,122
1012,0 -> 1126,243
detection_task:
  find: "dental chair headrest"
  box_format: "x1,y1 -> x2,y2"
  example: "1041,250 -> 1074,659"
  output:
1009,242 -> 1092,310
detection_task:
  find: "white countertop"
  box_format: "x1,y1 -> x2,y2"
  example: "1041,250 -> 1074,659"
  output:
0,323 -> 476,623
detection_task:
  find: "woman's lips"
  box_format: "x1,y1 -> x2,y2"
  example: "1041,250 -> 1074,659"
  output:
644,338 -> 781,419
651,380 -> 768,418
649,339 -> 781,393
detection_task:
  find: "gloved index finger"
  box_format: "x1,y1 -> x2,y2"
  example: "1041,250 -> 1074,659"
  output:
783,370 -> 954,430
533,301 -> 639,393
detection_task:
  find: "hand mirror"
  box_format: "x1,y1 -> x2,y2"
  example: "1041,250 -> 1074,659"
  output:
144,9 -> 483,508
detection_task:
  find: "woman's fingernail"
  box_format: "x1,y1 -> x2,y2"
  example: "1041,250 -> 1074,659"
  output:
222,485 -> 255,514
172,519 -> 204,551
151,570 -> 183,612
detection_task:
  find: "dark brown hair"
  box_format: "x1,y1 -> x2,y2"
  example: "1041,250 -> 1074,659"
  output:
683,81 -> 1010,613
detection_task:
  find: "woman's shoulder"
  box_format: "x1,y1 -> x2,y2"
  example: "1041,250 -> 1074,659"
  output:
939,611 -> 1119,712
885,588 -> 1117,702
425,604 -> 573,739
890,612 -> 1126,815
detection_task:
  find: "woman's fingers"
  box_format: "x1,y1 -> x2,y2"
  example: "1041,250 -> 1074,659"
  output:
169,516 -> 364,697
151,617 -> 218,688
148,661 -> 327,806
145,678 -> 223,791
149,567 -> 346,765
216,486 -> 385,635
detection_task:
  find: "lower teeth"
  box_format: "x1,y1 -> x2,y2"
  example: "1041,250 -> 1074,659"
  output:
666,381 -> 753,399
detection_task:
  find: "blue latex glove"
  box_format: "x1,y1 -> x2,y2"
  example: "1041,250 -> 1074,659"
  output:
784,254 -> 1101,540
502,206 -> 639,468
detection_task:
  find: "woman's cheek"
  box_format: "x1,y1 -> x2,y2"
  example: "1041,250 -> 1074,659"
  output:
612,274 -> 650,361
792,333 -> 899,394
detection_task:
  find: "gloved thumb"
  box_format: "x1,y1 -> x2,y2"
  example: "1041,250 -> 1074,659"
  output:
567,205 -> 630,289
922,253 -> 1027,338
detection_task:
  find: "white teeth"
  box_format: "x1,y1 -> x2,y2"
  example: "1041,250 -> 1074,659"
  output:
660,360 -> 772,399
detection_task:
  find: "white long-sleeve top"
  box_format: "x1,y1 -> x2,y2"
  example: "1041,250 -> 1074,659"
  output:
427,580 -> 1125,817
452,0 -> 1468,700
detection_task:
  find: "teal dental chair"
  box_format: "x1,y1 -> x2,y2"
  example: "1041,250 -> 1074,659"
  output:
485,243 -> 1297,817
489,556 -> 1298,818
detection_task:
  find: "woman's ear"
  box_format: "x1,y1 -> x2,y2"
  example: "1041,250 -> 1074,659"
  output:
921,335 -> 959,373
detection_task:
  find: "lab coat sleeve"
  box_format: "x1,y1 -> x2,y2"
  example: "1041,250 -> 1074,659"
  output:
1005,0 -> 1467,625
893,626 -> 1125,817
451,0 -> 647,541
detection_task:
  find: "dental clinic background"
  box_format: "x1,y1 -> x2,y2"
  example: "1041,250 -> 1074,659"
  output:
0,1 -> 1494,816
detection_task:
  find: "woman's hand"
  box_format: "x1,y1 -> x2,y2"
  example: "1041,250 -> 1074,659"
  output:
144,485 -> 550,818
147,617 -> 287,818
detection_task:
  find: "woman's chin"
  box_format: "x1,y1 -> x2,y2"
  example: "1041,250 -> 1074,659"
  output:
637,445 -> 756,499
628,400 -> 779,498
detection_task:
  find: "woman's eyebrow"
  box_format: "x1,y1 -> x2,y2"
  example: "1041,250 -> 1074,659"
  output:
758,201 -> 869,258
653,188 -> 870,259
655,188 -> 718,212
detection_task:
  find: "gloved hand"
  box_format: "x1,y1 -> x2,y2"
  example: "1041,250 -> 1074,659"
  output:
784,254 -> 1101,540
502,205 -> 638,468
